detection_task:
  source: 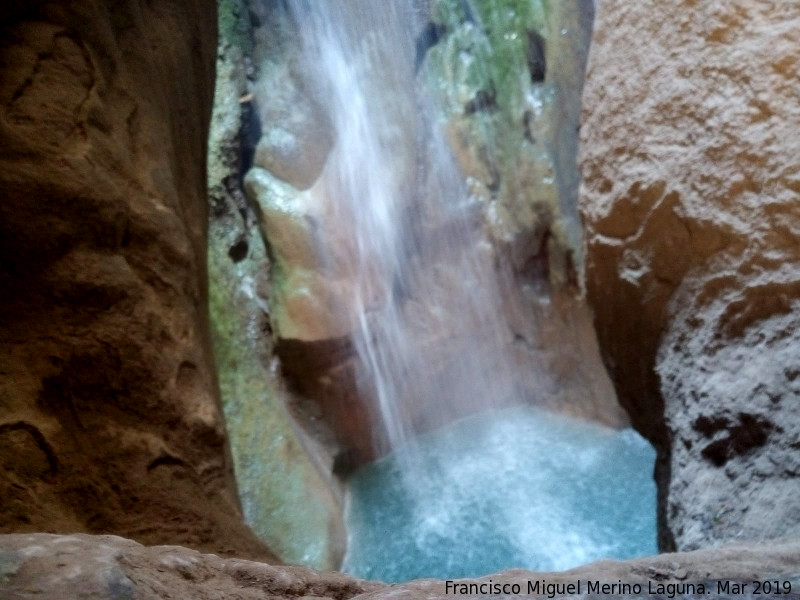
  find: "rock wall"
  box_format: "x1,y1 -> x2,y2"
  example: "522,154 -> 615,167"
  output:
580,0 -> 800,550
0,1 -> 272,560
208,0 -> 344,569
421,0 -> 626,430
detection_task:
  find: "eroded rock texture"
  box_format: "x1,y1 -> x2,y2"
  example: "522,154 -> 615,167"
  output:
0,534 -> 377,600
580,1 -> 800,550
1,533 -> 799,599
0,2 -> 271,559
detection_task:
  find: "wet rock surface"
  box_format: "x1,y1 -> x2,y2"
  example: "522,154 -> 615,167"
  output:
0,1 -> 271,559
580,0 -> 800,550
420,0 -> 627,434
208,0 -> 344,569
1,533 -> 798,599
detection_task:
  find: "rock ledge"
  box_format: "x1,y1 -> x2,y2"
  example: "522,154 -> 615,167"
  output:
1,534 -> 798,599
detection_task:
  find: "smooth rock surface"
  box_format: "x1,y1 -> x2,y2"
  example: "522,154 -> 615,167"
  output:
0,1 -> 271,559
580,0 -> 800,550
1,533 -> 798,599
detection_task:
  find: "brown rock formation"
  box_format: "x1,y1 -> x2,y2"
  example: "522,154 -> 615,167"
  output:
2,533 -> 799,599
0,1 -> 272,560
580,1 -> 800,551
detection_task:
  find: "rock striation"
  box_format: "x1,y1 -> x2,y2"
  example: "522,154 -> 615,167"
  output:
1,533 -> 798,599
0,1 -> 271,560
580,0 -> 800,550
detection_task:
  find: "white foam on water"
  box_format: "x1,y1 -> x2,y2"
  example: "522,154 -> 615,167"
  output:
342,406 -> 657,582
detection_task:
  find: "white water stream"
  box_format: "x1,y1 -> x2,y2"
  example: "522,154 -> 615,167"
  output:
281,0 -> 656,581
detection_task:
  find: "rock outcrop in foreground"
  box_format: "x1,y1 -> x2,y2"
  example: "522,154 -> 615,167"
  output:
580,1 -> 800,550
0,2 -> 271,559
1,534 -> 798,599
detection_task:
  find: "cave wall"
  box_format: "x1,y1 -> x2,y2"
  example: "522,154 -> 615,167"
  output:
208,0 -> 344,569
239,0 -> 627,468
580,0 -> 800,550
0,0 -> 272,560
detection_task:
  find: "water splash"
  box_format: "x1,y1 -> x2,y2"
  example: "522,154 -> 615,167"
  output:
342,406 -> 658,582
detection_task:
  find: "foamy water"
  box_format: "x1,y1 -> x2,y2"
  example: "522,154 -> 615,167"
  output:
342,406 -> 657,582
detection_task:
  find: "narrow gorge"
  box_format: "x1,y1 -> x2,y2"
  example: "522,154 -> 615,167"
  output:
1,0 -> 798,598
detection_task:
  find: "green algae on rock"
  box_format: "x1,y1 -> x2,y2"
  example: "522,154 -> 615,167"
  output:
423,0 -> 592,281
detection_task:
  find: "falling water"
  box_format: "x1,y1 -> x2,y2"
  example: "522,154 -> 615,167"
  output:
287,0 -> 520,458
279,0 -> 657,581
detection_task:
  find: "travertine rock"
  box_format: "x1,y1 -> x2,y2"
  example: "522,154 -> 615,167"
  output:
1,533 -> 798,599
421,0 -> 627,431
0,1 -> 271,559
580,0 -> 800,550
208,0 -> 345,568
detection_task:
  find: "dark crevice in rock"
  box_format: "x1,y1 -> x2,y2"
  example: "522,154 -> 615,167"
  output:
487,160 -> 501,192
0,421 -> 60,475
700,413 -> 773,467
239,99 -> 261,188
332,448 -> 361,479
228,239 -> 249,262
276,338 -> 355,388
414,22 -> 447,73
693,415 -> 730,437
529,231 -> 551,285
526,29 -> 547,83
523,110 -> 536,143
464,87 -> 498,115
38,375 -> 86,432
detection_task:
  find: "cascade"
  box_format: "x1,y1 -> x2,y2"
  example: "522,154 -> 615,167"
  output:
286,0 -> 519,456
267,0 -> 657,581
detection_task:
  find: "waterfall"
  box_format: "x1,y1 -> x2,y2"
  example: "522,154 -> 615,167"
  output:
286,0 -> 520,459
262,0 -> 657,581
